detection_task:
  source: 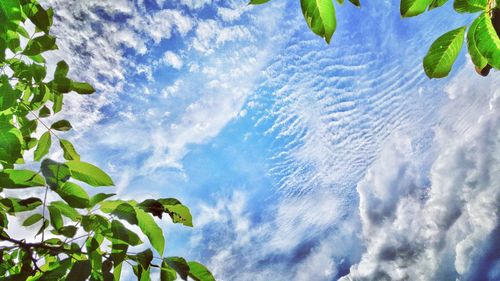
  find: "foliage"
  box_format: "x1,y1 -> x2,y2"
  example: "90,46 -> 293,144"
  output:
251,0 -> 500,78
0,0 -> 215,280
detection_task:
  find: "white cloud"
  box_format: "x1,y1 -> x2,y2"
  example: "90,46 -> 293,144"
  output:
340,64 -> 500,280
163,51 -> 184,69
130,9 -> 193,44
179,0 -> 213,10
191,19 -> 253,54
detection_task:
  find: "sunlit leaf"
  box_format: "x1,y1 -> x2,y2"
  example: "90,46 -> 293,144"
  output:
56,181 -> 89,208
136,208 -> 165,256
22,213 -> 43,226
300,0 -> 336,43
400,0 -> 433,17
22,34 -> 57,56
472,13 -> 500,69
0,169 -> 45,188
34,131 -> 51,161
66,160 -> 114,187
0,197 -> 42,214
71,81 -> 95,95
188,261 -> 216,281
48,205 -> 63,230
59,139 -> 80,161
423,26 -> 466,78
0,121 -> 23,164
453,0 -> 487,13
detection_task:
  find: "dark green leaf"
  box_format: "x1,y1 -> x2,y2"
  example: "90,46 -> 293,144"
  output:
110,220 -> 142,246
54,61 -> 69,79
188,261 -> 216,281
48,205 -> 63,230
0,169 -> 45,188
0,121 -> 23,164
82,214 -> 109,233
100,201 -> 138,225
348,0 -> 361,7
165,257 -> 190,280
59,139 -> 80,161
22,213 -> 43,226
34,131 -> 51,161
41,159 -> 71,189
66,260 -> 91,281
39,106 -> 51,118
50,119 -> 72,131
0,197 -> 42,214
56,225 -> 77,237
428,0 -> 448,10
423,26 -> 466,78
35,219 -> 49,237
22,34 -> 57,56
133,249 -> 153,270
137,199 -> 165,218
56,181 -> 89,208
66,160 -> 114,187
161,262 -> 177,281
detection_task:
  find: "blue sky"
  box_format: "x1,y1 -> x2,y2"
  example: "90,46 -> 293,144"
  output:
35,0 -> 500,280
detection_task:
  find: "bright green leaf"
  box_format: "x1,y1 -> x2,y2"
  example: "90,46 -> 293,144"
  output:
0,197 -> 42,214
423,26 -> 466,78
428,0 -> 449,10
22,213 -> 43,226
248,0 -> 271,4
48,205 -> 63,230
59,139 -> 80,161
164,203 -> 193,227
0,169 -> 45,188
66,160 -> 114,187
34,131 -> 51,161
467,15 -> 489,69
71,81 -> 95,95
136,208 -> 165,256
22,34 -> 57,56
0,121 -> 23,164
301,0 -> 337,44
56,181 -> 89,208
0,75 -> 20,111
473,13 -> 500,69
89,193 -> 116,208
401,0 -> 433,17
188,261 -> 216,281
453,0 -> 487,13
50,201 -> 81,221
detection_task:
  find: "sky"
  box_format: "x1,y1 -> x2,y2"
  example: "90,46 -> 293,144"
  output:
32,0 -> 500,280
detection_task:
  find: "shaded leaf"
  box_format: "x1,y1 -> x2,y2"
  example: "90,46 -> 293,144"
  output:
66,260 -> 91,281
48,205 -> 63,230
0,121 -> 23,164
161,262 -> 177,281
22,34 -> 57,56
0,197 -> 42,214
110,220 -> 142,246
165,257 -> 190,280
41,159 -> 71,189
50,119 -> 72,131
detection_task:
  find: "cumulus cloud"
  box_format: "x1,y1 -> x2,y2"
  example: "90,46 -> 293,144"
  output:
163,51 -> 184,69
340,65 -> 500,281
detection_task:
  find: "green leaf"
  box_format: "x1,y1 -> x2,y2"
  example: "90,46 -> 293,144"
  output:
467,15 -> 489,69
348,0 -> 361,7
161,262 -> 177,281
136,208 -> 165,256
22,34 -> 57,56
34,131 -> 51,161
48,205 -> 63,230
86,236 -> 103,281
56,225 -> 77,237
248,0 -> 271,4
0,197 -> 42,214
423,26 -> 466,78
50,201 -> 81,221
137,199 -> 165,218
56,181 -> 89,208
52,93 -> 63,113
0,121 -> 23,164
71,81 -> 95,95
24,4 -> 53,34
164,203 -> 193,227
300,0 -> 336,44
110,220 -> 142,246
133,249 -> 154,270
22,213 -> 43,226
39,106 -> 51,118
165,257 -> 190,280
0,0 -> 22,26
400,0 -> 433,17
66,260 -> 91,281
82,214 -> 109,233
428,0 -> 448,10
0,75 -> 20,111
100,201 -> 138,225
50,119 -> 72,131
89,193 -> 116,208
54,61 -> 69,79
453,0 -> 487,13
59,139 -> 80,161
41,159 -> 71,189
188,261 -> 216,281
472,13 -> 500,69
0,169 -> 45,188
66,160 -> 114,187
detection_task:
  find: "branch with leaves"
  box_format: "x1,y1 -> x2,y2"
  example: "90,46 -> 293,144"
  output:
251,0 -> 499,78
0,0 -> 214,280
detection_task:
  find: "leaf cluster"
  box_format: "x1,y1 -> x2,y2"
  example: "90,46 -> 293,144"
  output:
0,0 -> 215,280
250,0 -> 499,78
